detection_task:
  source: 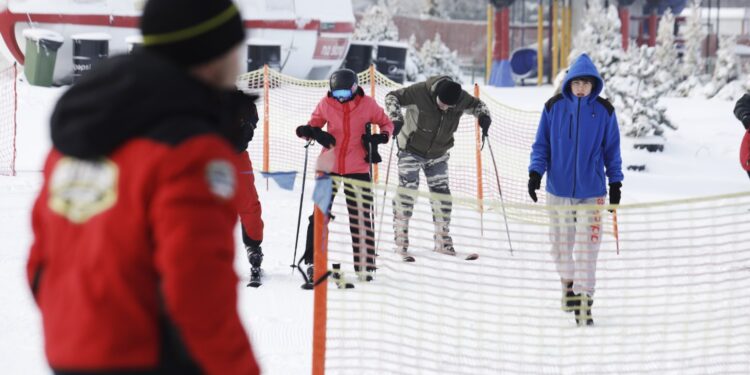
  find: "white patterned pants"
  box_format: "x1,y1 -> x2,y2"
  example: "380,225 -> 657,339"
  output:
547,193 -> 605,297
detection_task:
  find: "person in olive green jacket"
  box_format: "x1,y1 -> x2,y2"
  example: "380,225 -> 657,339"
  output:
385,76 -> 491,259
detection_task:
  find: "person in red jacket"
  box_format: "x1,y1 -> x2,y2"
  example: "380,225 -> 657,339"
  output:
25,0 -> 260,374
733,93 -> 750,180
296,69 -> 394,286
233,93 -> 265,287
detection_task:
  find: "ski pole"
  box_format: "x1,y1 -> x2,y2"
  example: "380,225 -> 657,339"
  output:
613,209 -> 620,255
291,140 -> 313,273
365,123 -> 376,218
365,123 -> 378,269
375,139 -> 395,252
485,137 -> 514,256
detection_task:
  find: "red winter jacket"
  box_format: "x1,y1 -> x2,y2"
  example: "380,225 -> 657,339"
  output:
26,52 -> 259,375
236,151 -> 263,243
741,130 -> 750,172
308,88 -> 394,175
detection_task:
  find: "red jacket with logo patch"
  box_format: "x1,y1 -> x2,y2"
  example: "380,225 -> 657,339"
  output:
26,52 -> 259,375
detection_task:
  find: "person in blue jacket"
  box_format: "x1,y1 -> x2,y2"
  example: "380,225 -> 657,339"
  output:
527,53 -> 623,326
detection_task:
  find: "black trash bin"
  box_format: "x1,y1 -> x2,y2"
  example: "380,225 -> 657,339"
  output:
375,42 -> 407,83
71,33 -> 110,82
246,40 -> 281,72
343,41 -> 373,73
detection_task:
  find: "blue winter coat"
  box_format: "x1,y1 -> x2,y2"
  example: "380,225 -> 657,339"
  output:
528,54 -> 623,199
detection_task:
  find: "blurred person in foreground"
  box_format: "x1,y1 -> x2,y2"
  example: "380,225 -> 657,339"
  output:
26,0 -> 260,373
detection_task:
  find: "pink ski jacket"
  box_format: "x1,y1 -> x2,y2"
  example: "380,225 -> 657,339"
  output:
308,87 -> 394,175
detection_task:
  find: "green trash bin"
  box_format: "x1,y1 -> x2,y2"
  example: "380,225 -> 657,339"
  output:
23,29 -> 64,87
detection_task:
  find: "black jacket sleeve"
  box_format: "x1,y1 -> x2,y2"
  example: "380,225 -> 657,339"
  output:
733,94 -> 750,129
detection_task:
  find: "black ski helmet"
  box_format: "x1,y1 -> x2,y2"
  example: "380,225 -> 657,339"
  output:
329,69 -> 358,92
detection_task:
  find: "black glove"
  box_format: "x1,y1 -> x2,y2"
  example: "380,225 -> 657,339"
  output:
392,120 -> 404,139
362,132 -> 389,145
296,125 -> 314,139
362,132 -> 388,164
312,128 -> 336,149
296,125 -> 336,149
479,115 -> 491,138
528,171 -> 541,203
608,182 -> 622,212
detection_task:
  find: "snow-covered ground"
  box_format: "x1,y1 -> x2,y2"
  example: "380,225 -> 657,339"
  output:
1,80 -> 748,374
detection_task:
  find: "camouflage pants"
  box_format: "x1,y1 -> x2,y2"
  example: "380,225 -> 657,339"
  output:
392,150 -> 453,251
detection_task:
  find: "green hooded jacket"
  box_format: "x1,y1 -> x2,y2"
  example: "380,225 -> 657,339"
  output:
385,76 -> 490,159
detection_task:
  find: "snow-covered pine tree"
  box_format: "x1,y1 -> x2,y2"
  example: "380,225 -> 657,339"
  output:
353,0 -> 399,43
571,0 -> 673,139
653,8 -> 679,95
405,34 -> 424,82
568,0 -> 624,94
674,0 -> 705,97
417,33 -> 463,83
610,45 -> 675,137
704,35 -> 740,99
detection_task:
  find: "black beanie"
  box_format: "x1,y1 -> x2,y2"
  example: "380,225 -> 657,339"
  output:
140,0 -> 245,67
435,79 -> 462,106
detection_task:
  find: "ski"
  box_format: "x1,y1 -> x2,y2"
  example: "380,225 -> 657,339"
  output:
401,253 -> 478,262
464,253 -> 479,261
247,280 -> 262,288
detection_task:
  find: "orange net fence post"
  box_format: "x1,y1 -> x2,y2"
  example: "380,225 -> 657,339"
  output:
262,64 -> 270,174
474,84 -> 484,236
311,204 -> 328,375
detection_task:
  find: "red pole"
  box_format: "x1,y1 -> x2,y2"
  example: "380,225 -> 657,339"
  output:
619,7 -> 630,51
474,84 -> 484,237
648,11 -> 657,47
493,8 -> 510,61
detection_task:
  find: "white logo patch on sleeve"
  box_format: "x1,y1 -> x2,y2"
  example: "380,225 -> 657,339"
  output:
48,157 -> 118,223
206,160 -> 236,200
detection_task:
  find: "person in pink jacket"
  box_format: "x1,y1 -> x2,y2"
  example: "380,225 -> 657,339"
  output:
296,69 -> 394,285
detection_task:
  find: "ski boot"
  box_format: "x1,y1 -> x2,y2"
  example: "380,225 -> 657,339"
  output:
561,280 -> 576,313
433,223 -> 456,256
394,219 -> 414,262
433,235 -> 456,256
300,264 -> 315,290
246,246 -> 263,288
306,264 -> 314,282
356,265 -> 375,283
573,293 -> 594,326
356,271 -> 374,282
332,263 -> 354,289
